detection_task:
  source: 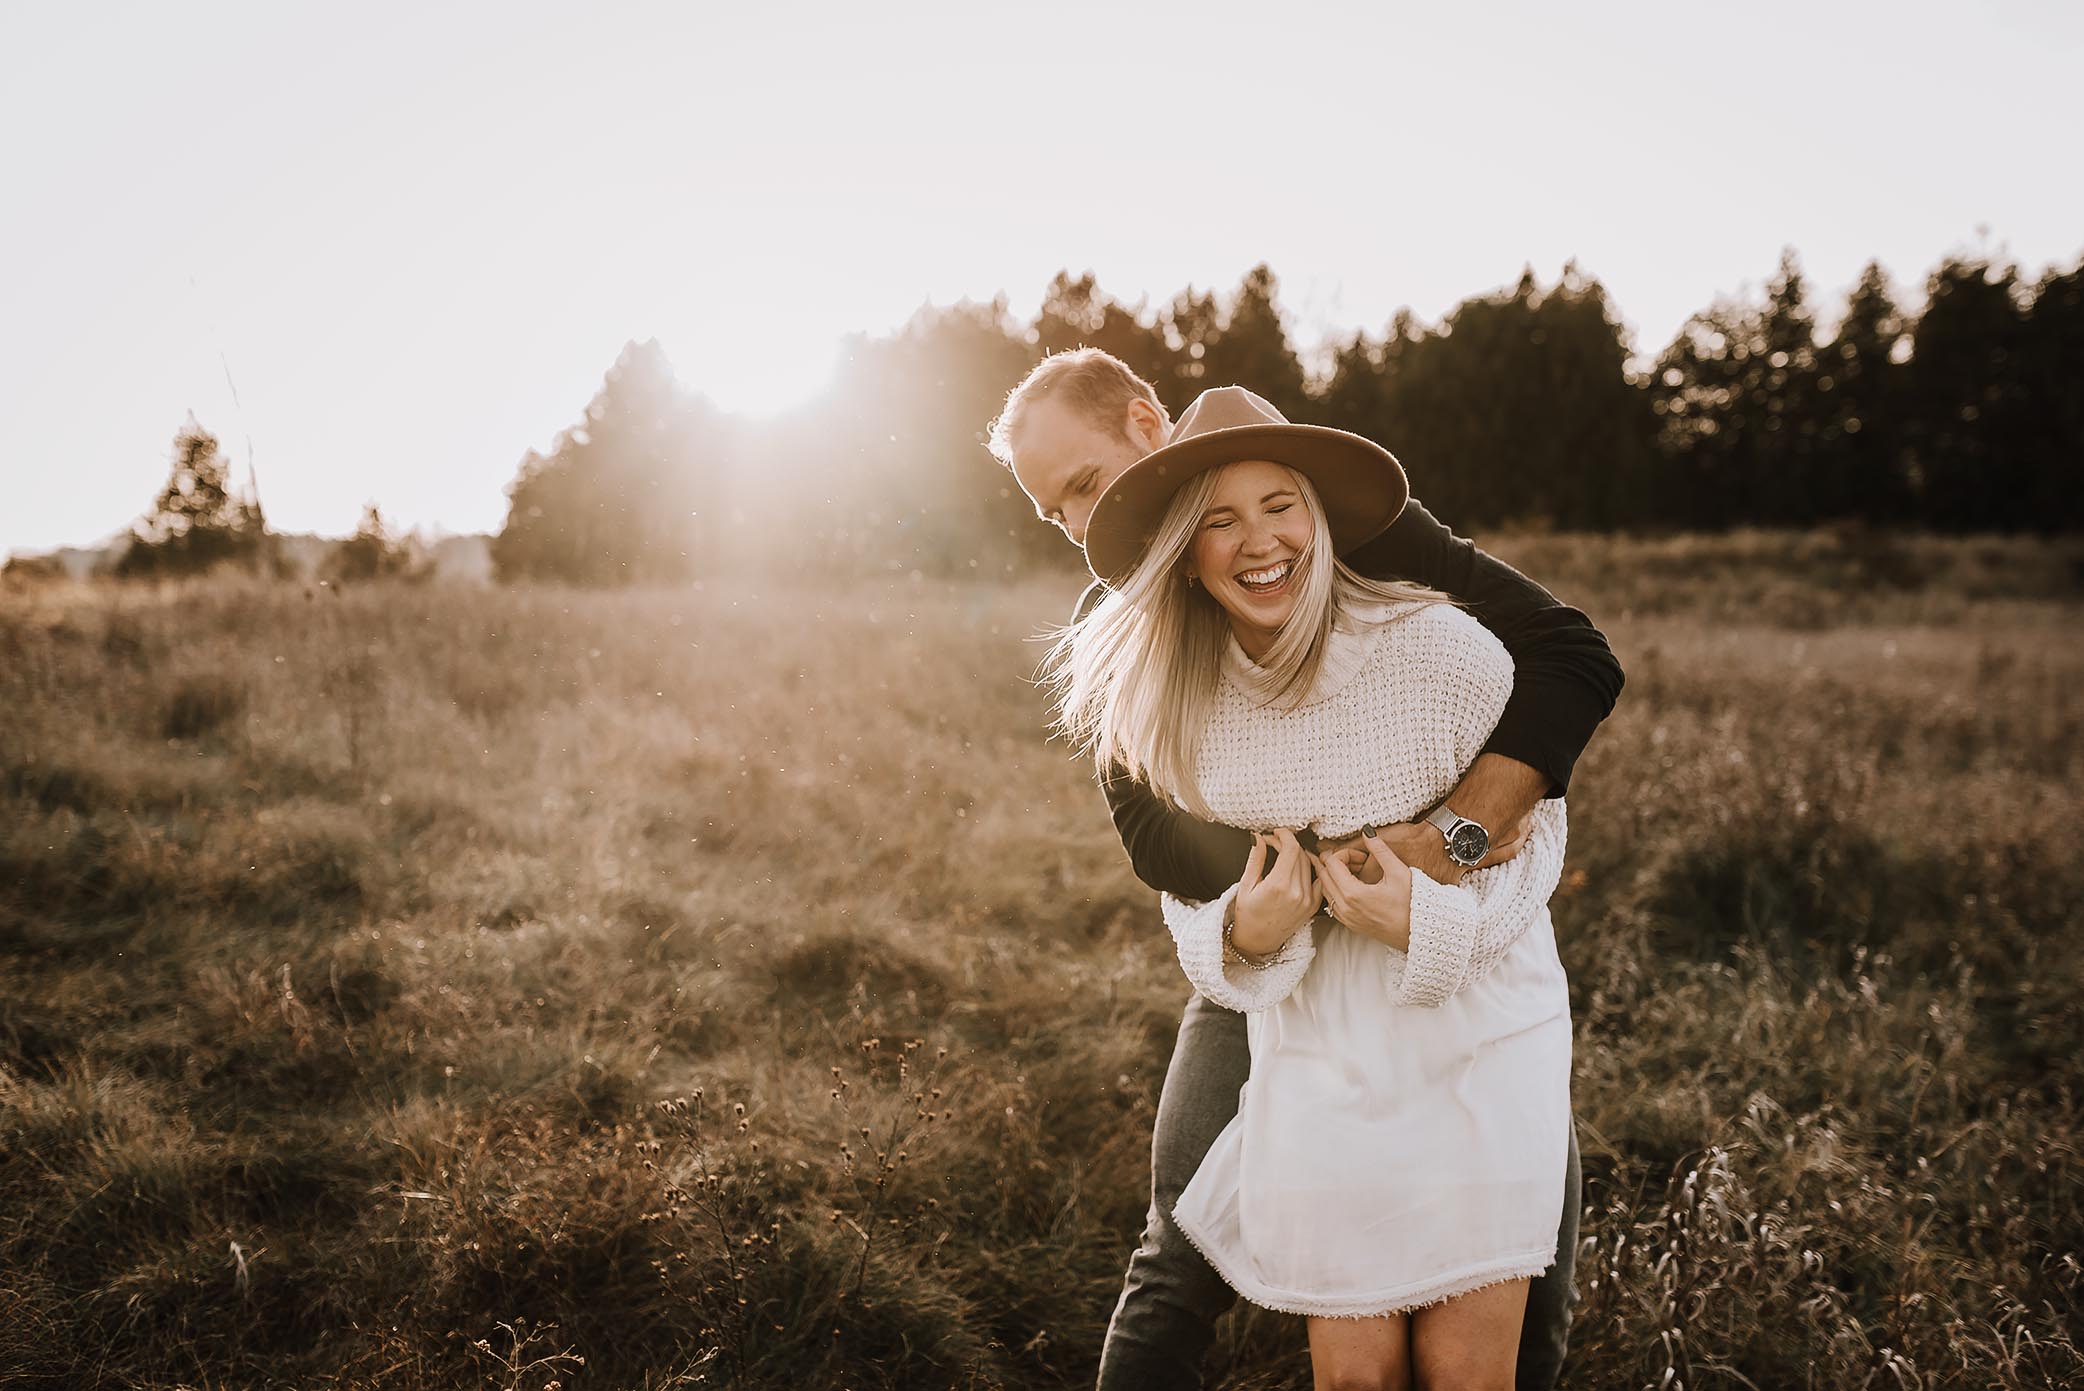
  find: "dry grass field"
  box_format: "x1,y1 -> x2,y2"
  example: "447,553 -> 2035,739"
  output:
3,530 -> 2081,1390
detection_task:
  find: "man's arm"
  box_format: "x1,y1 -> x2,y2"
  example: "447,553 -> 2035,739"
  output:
1344,497 -> 1624,802
1331,496 -> 1623,884
1100,760 -> 1255,903
1071,578 -> 1258,901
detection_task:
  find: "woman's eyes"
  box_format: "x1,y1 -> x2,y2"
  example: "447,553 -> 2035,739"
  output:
1206,505 -> 1289,531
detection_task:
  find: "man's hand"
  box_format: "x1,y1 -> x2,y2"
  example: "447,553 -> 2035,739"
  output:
1315,816 -> 1515,888
1231,829 -> 1321,958
1318,753 -> 1548,886
1330,821 -> 1463,886
1316,834 -> 1414,952
1322,814 -> 1534,886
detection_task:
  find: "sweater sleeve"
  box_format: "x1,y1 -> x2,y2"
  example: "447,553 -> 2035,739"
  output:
1395,798 -> 1567,1007
1162,884 -> 1318,1013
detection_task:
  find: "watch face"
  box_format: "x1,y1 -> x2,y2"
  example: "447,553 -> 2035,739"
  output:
1448,823 -> 1489,865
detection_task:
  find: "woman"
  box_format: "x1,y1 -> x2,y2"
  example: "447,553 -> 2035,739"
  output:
1047,387 -> 1572,1390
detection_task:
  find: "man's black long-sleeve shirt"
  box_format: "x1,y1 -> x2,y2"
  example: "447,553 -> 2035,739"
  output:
1082,497 -> 1624,904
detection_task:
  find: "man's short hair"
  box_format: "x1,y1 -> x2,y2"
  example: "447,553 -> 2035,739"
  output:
986,348 -> 1170,469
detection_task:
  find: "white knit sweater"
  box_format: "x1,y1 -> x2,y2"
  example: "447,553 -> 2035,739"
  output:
1161,599 -> 1568,1011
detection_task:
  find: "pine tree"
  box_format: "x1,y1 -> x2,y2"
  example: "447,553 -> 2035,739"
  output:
1902,258 -> 2034,531
2016,260 -> 2084,532
331,503 -> 410,581
1163,286 -> 1224,398
492,340 -> 716,584
1754,250 -> 1826,522
1195,264 -> 1309,419
116,414 -> 269,577
1652,250 -> 1824,527
1317,328 -> 1391,442
1033,272 -> 1179,405
1814,262 -> 1910,521
1357,268 -> 1654,528
814,298 -> 1045,576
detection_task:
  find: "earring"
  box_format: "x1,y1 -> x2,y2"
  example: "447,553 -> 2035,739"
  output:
1185,573 -> 1198,588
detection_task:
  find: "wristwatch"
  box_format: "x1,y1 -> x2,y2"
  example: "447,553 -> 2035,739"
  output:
1424,803 -> 1492,868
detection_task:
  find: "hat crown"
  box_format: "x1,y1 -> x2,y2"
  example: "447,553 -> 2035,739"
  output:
1080,383 -> 1408,586
1168,386 -> 1290,445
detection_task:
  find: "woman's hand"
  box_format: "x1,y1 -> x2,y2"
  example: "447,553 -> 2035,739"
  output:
1231,829 -> 1322,957
1316,829 -> 1414,952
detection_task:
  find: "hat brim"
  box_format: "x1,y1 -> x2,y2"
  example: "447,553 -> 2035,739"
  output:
1082,422 -> 1410,586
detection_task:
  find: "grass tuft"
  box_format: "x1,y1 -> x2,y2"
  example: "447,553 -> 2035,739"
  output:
162,673 -> 246,740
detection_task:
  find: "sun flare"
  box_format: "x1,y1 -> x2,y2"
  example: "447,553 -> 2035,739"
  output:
653,314 -> 841,418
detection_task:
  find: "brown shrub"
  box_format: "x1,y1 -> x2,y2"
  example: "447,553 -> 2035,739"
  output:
162,673 -> 246,740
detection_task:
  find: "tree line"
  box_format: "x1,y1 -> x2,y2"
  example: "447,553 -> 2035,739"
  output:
492,247 -> 2083,583
42,245 -> 2082,585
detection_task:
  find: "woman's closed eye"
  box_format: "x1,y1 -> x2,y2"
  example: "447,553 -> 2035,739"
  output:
1207,504 -> 1287,531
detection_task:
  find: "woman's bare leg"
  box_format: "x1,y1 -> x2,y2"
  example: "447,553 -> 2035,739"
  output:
1409,1278 -> 1530,1391
1306,1314 -> 1410,1391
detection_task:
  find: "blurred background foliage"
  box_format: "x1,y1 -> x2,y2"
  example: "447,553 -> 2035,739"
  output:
465,247 -> 2084,583
18,247 -> 2081,589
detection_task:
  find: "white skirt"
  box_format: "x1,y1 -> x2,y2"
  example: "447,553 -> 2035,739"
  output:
1172,909 -> 1573,1318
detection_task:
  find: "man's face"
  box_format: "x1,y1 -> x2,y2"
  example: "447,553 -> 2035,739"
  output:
1006,397 -> 1163,546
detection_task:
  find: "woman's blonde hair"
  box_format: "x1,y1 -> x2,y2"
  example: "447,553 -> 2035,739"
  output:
1043,462 -> 1447,819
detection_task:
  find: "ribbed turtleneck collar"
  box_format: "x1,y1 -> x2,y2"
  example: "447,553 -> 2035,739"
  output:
1221,602 -> 1400,707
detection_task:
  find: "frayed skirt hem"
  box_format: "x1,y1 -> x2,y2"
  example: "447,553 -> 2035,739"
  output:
1173,1209 -> 1555,1320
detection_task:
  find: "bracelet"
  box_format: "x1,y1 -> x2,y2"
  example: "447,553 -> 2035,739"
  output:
1222,902 -> 1279,971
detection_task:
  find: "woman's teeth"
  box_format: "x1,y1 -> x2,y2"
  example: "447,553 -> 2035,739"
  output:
1237,561 -> 1291,593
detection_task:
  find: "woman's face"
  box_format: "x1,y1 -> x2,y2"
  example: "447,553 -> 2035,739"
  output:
1186,459 -> 1314,660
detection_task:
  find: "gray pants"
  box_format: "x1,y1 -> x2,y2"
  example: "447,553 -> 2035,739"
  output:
1096,991 -> 1581,1391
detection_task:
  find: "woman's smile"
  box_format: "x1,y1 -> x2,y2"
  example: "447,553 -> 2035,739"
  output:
1236,559 -> 1293,596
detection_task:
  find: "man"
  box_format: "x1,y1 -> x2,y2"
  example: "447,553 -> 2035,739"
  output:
987,348 -> 1623,1391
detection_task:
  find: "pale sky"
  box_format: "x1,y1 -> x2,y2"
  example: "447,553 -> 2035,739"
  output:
3,0 -> 2079,557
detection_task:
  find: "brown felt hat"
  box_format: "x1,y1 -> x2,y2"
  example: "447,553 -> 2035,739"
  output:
1082,385 -> 1410,585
